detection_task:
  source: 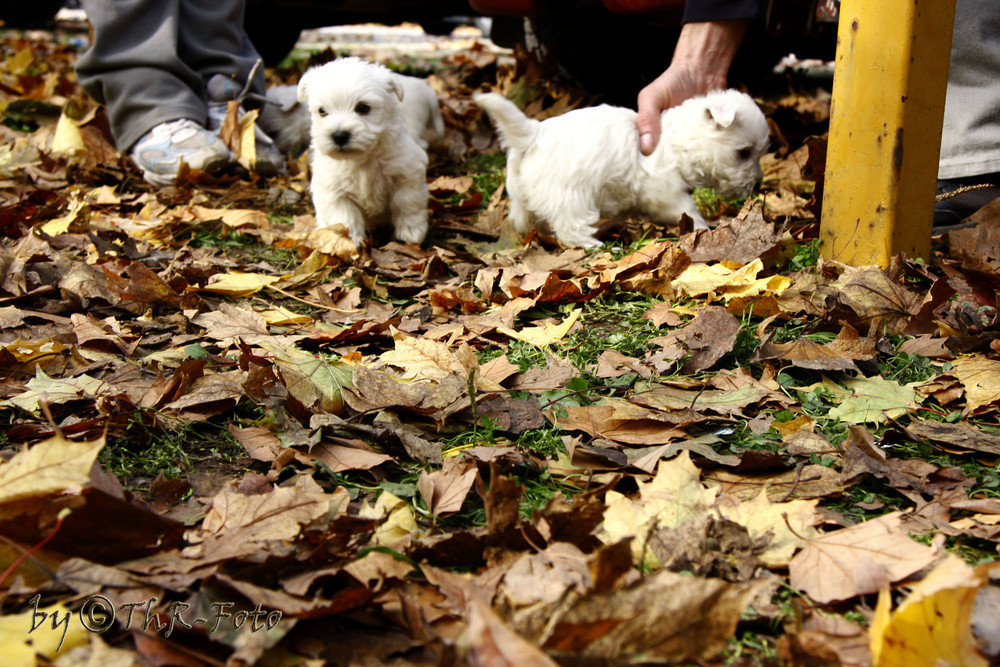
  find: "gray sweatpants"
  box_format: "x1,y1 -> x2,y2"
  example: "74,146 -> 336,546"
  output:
939,0 -> 1000,179
75,0 -> 266,152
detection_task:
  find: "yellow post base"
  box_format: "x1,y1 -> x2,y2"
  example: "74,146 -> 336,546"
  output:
820,0 -> 956,267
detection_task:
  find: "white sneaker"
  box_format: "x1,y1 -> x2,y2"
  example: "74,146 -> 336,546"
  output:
130,119 -> 233,187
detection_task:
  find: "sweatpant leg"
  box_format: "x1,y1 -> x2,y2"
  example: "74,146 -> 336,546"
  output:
75,0 -> 208,151
938,0 -> 1000,179
177,0 -> 267,103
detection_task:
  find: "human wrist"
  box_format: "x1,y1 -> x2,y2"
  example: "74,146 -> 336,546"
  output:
671,20 -> 748,82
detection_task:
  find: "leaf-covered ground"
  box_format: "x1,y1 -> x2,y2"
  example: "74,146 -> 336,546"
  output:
2,16 -> 1000,667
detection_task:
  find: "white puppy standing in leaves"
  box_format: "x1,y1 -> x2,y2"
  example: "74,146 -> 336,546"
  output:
298,57 -> 431,244
474,89 -> 770,248
263,73 -> 444,156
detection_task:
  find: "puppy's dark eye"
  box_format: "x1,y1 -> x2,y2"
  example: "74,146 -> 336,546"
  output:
737,147 -> 754,160
318,107 -> 328,117
355,102 -> 371,115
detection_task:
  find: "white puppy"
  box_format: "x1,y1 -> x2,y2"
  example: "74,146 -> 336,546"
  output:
257,85 -> 312,157
263,73 -> 443,157
394,75 -> 446,151
474,89 -> 770,248
298,57 -> 430,244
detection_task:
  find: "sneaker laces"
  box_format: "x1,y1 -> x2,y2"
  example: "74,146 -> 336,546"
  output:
935,182 -> 997,202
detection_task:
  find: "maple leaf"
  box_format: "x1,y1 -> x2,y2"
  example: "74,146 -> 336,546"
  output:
1,369 -> 115,415
827,375 -> 922,424
258,340 -> 352,413
718,488 -> 820,567
789,512 -> 941,604
601,450 -> 717,568
947,355 -> 1000,415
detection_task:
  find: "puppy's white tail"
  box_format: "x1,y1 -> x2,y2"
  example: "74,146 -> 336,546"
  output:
474,92 -> 539,152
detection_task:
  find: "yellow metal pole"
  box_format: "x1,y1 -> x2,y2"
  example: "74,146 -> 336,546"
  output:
820,0 -> 956,267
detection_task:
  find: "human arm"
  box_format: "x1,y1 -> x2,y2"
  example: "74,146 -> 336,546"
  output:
636,18 -> 750,155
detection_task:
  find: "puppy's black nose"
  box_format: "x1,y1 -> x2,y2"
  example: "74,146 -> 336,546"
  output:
332,130 -> 351,147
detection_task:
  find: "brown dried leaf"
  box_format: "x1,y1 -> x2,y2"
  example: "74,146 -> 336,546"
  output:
789,512 -> 941,604
418,457 -> 478,516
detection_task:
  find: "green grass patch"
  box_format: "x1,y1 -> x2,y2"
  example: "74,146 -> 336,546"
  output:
100,412 -> 253,493
189,229 -> 300,271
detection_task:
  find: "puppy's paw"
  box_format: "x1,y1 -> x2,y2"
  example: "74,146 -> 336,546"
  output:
315,207 -> 366,243
393,216 -> 428,245
556,230 -> 602,249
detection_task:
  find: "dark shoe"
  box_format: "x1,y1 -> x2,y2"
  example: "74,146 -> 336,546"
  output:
934,174 -> 1000,231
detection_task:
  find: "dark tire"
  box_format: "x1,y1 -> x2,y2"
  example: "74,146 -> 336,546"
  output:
0,0 -> 65,28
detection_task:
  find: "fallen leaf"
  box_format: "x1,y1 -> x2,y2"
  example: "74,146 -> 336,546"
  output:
498,307 -> 581,347
718,488 -> 820,567
601,450 -> 717,567
259,341 -> 352,413
789,512 -> 940,604
0,435 -> 103,505
198,271 -> 283,297
0,599 -> 91,663
360,490 -> 418,548
948,355 -> 1000,415
827,375 -> 922,424
870,555 -> 998,667
672,258 -> 790,302
418,457 -> 478,515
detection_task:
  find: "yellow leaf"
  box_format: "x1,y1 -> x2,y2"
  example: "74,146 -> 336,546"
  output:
601,450 -> 717,568
7,46 -> 33,76
497,307 -> 581,347
237,108 -> 261,172
1,369 -> 112,415
256,305 -> 313,327
40,200 -> 88,236
360,491 -> 417,547
0,435 -> 104,505
0,600 -> 91,663
84,185 -> 122,205
1,337 -> 68,363
51,111 -> 85,155
672,258 -> 789,302
948,356 -> 1000,415
871,555 -> 997,667
827,375 -> 921,424
717,488 -> 820,567
183,205 -> 269,228
198,271 -> 283,297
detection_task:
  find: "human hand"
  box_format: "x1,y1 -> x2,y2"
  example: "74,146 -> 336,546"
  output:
637,20 -> 748,155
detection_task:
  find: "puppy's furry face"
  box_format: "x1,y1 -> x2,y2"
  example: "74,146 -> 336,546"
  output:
297,57 -> 403,159
667,90 -> 769,199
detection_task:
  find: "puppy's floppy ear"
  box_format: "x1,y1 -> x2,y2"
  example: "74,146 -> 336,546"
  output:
297,69 -> 313,103
386,76 -> 404,103
705,101 -> 737,129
